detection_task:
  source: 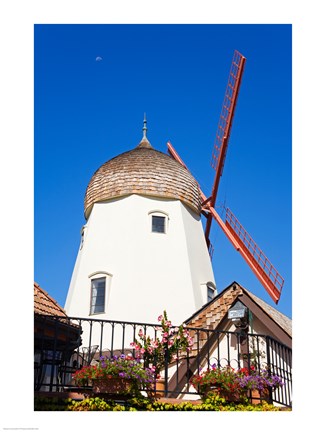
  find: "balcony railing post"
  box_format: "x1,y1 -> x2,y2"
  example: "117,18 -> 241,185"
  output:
164,345 -> 169,397
265,335 -> 274,404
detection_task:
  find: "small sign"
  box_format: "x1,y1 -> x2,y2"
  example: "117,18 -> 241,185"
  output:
228,300 -> 247,320
228,308 -> 245,319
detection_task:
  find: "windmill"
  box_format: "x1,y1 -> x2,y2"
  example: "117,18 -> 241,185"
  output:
167,50 -> 284,305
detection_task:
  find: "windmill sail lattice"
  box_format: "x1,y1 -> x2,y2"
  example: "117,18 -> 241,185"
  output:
205,51 -> 246,244
225,207 -> 284,304
211,50 -> 246,173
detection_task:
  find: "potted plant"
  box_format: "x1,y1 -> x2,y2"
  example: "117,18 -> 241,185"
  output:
190,365 -> 284,403
130,310 -> 194,396
236,366 -> 284,403
72,354 -> 155,396
190,365 -> 245,402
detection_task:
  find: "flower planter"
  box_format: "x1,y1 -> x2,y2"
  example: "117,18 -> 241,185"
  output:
204,387 -> 243,402
155,379 -> 166,398
191,366 -> 284,406
147,379 -> 166,399
92,377 -> 134,395
251,388 -> 270,404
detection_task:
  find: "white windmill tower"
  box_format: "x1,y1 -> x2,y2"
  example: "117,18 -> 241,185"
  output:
64,115 -> 216,340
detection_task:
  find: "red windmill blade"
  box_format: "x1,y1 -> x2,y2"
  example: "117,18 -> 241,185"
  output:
205,50 -> 246,247
166,50 -> 284,304
167,141 -> 284,304
224,207 -> 284,303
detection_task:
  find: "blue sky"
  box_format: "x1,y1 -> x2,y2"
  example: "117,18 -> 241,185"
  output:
34,24 -> 292,318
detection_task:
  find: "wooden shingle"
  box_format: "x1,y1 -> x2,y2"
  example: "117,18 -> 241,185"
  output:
84,140 -> 201,219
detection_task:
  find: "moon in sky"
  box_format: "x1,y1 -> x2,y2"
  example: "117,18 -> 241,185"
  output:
96,56 -> 103,62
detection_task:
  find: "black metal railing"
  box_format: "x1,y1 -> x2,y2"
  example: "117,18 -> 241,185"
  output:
34,314 -> 292,407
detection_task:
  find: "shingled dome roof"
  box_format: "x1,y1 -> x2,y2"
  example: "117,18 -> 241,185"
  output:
84,133 -> 201,219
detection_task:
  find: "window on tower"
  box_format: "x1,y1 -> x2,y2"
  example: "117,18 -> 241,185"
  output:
149,210 -> 169,234
207,283 -> 216,302
90,277 -> 106,314
152,215 -> 166,233
79,225 -> 87,250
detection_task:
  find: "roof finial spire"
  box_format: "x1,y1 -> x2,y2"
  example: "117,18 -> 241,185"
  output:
138,113 -> 152,148
143,112 -> 148,140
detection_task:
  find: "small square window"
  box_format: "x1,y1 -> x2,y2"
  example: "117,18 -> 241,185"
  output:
152,215 -> 166,233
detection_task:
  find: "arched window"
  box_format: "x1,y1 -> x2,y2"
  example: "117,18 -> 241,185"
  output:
148,210 -> 169,234
207,282 -> 216,302
201,281 -> 217,303
88,271 -> 112,315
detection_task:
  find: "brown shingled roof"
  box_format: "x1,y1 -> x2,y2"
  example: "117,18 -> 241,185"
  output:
185,283 -> 243,330
185,281 -> 292,340
84,143 -> 201,219
34,281 -> 67,317
246,289 -> 292,337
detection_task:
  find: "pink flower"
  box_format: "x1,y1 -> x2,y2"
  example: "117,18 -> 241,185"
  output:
158,315 -> 163,322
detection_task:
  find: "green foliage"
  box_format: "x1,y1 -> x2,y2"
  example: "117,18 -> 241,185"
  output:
34,396 -> 71,411
64,395 -> 288,411
67,397 -> 118,411
35,391 -> 290,412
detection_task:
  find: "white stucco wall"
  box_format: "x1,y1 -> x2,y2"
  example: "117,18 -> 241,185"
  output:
64,194 -> 215,347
